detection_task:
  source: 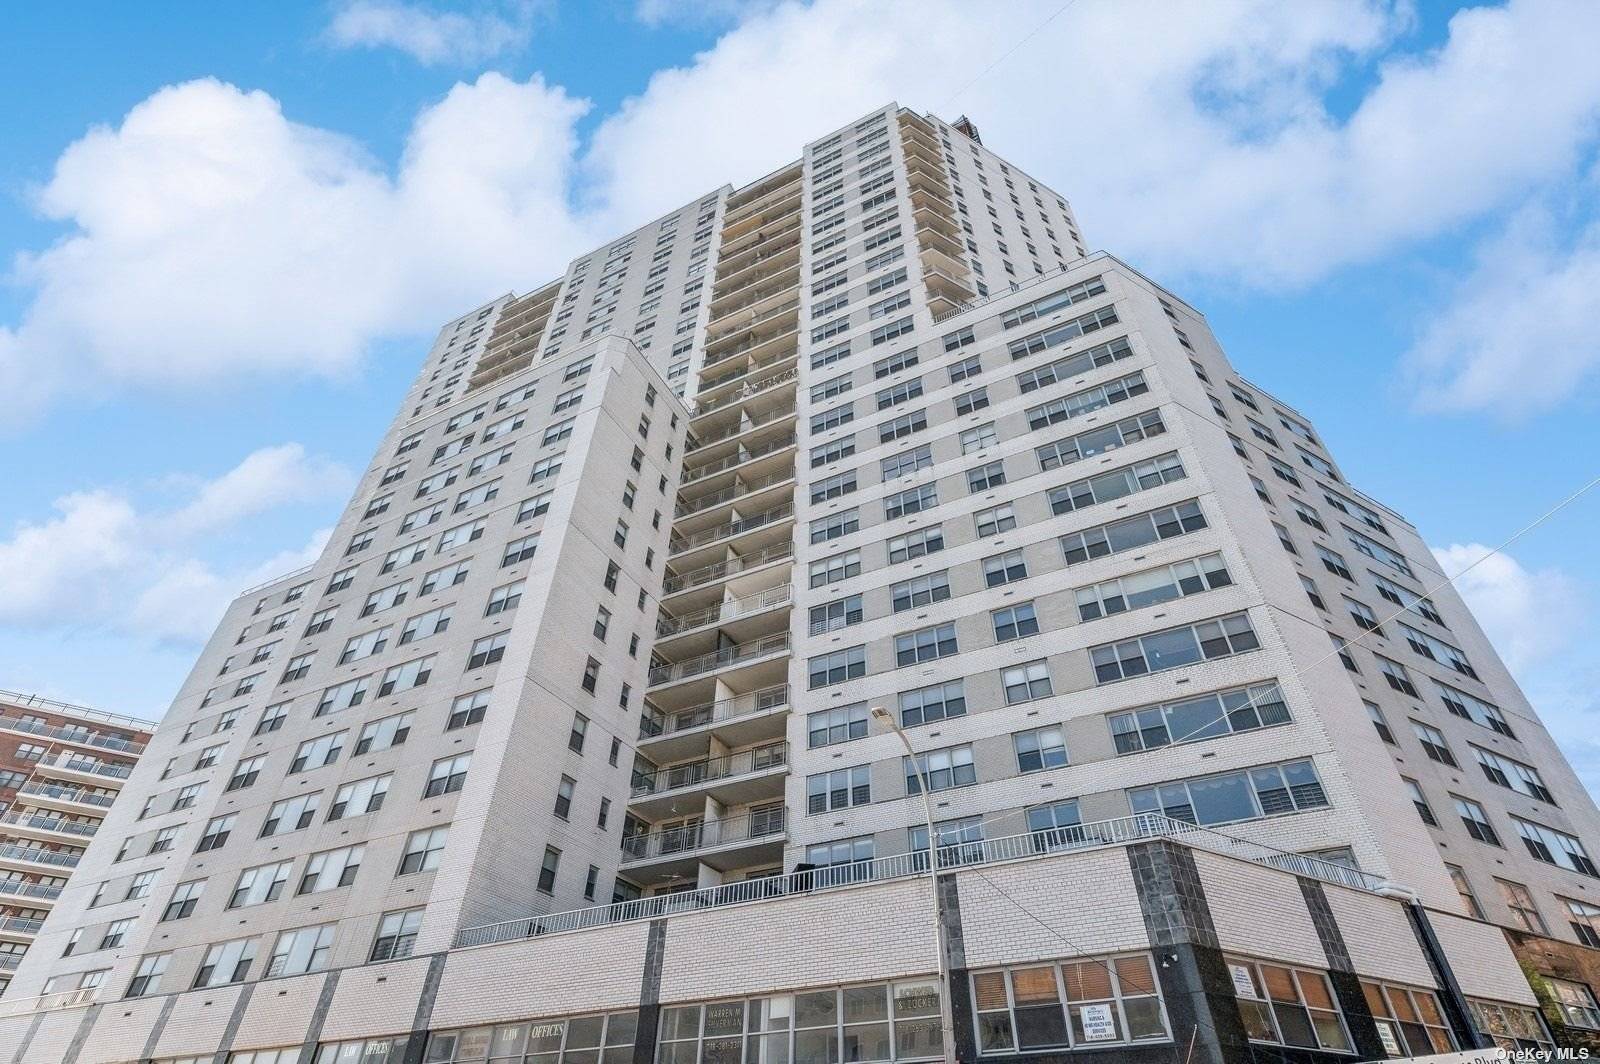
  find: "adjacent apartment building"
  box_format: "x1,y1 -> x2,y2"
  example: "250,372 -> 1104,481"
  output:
0,689 -> 152,998
4,104 -> 1598,1063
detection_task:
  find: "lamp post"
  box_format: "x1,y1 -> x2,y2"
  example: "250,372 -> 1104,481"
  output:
872,704 -> 958,1064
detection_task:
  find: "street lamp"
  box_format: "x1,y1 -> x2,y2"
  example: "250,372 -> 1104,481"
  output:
872,704 -> 958,1064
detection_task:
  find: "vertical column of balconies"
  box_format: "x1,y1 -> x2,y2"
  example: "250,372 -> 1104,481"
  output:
897,113 -> 976,320
626,164 -> 804,892
464,280 -> 563,392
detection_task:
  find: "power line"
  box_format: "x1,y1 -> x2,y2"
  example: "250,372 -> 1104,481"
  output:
939,0 -> 1081,114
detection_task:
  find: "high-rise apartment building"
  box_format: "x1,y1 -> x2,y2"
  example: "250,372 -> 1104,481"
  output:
4,103 -> 1597,1063
0,689 -> 152,998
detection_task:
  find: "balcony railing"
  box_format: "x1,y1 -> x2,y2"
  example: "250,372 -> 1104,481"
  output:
675,471 -> 793,518
16,782 -> 115,808
656,585 -> 792,638
632,742 -> 787,797
456,814 -> 1385,949
662,542 -> 793,595
669,502 -> 793,556
0,985 -> 98,1019
679,433 -> 796,487
692,366 -> 798,416
698,339 -> 799,392
38,753 -> 132,779
0,953 -> 20,970
648,632 -> 790,686
0,915 -> 44,935
620,807 -> 786,864
0,689 -> 153,731
640,684 -> 789,741
0,842 -> 80,868
688,403 -> 796,451
0,812 -> 98,837
0,879 -> 62,901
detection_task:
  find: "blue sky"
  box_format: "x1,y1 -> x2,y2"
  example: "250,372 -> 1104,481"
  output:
1,1 -> 1598,785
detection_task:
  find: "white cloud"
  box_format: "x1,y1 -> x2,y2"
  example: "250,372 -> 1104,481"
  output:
324,1 -> 535,66
0,447 -> 347,644
7,0 -> 1600,418
1430,542 -> 1583,673
1404,208 -> 1600,417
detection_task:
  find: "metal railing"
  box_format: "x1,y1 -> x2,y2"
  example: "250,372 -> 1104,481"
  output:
705,298 -> 800,346
0,689 -> 154,731
0,812 -> 98,837
662,542 -> 793,595
0,842 -> 80,868
0,915 -> 44,935
693,366 -> 798,416
698,340 -> 800,393
0,985 -> 97,1019
632,742 -> 787,797
17,782 -> 115,808
670,502 -> 793,555
0,879 -> 63,901
675,472 -> 794,518
455,814 -> 1386,949
0,953 -> 20,970
39,753 -> 132,779
688,404 -> 797,451
656,585 -> 791,637
0,714 -> 145,754
679,433 -> 796,486
648,632 -> 790,686
639,685 -> 790,741
237,562 -> 315,597
620,808 -> 787,865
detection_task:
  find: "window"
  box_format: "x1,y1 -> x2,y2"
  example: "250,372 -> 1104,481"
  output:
1435,681 -> 1515,736
967,460 -> 1006,492
228,861 -> 291,908
1344,596 -> 1382,634
806,765 -> 871,813
808,703 -> 868,748
881,443 -> 932,478
811,470 -> 857,503
809,594 -> 863,635
1075,554 -> 1231,621
1110,682 -> 1289,753
1377,656 -> 1418,697
538,846 -> 561,893
899,681 -> 966,727
126,953 -> 170,998
810,550 -> 860,588
884,483 -> 937,520
467,633 -> 507,669
1129,759 -> 1328,825
1496,878 -> 1547,933
267,924 -> 334,977
196,813 -> 234,852
992,603 -> 1040,642
379,655 -> 434,695
354,711 -> 411,754
1399,623 -> 1476,678
1411,721 -> 1456,765
502,533 -> 539,566
895,623 -> 957,666
905,745 -> 975,793
1003,661 -> 1053,704
298,846 -> 363,895
1406,778 -> 1438,825
329,774 -> 390,820
338,625 -> 391,664
973,503 -> 1016,538
554,775 -> 576,819
1036,410 -> 1165,472
1366,701 -> 1395,743
892,571 -> 950,612
1059,500 -> 1206,565
1090,613 -> 1260,683
1444,864 -> 1483,918
370,908 -> 424,961
485,580 -> 524,616
961,423 -> 998,454
971,952 -> 1168,1052
809,646 -> 866,689
261,793 -> 319,837
161,880 -> 203,921
1228,957 -> 1351,1052
226,755 -> 264,791
1026,372 -> 1148,433
290,731 -> 345,773
581,656 -> 600,693
1364,981 -> 1457,1057
193,938 -> 257,988
1014,726 -> 1067,772
1455,797 -> 1500,845
1474,745 -> 1555,803
425,753 -> 471,797
1566,898 -> 1600,948
399,826 -> 448,874
1513,817 -> 1597,875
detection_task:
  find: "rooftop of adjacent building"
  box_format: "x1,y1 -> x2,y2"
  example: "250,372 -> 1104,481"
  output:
0,686 -> 157,739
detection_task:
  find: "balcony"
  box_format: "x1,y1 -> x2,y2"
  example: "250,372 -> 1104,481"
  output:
678,432 -> 796,488
648,632 -> 790,689
16,782 -> 115,810
705,296 -> 799,347
657,585 -> 792,640
711,234 -> 801,295
0,842 -> 80,871
674,470 -> 793,520
922,264 -> 976,317
0,714 -> 146,754
0,811 -> 99,842
662,541 -> 793,599
718,213 -> 801,262
669,502 -> 793,559
0,915 -> 43,937
0,953 -> 20,971
620,807 -> 786,875
687,403 -> 796,453
630,742 -> 788,818
0,879 -> 62,903
639,684 -> 789,759
37,753 -> 132,781
692,366 -> 798,417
